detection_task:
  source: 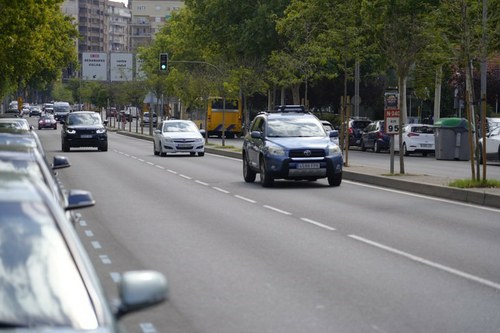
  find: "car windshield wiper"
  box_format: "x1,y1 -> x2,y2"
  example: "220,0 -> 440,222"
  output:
0,320 -> 29,328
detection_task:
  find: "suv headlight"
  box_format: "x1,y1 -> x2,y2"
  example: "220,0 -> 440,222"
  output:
267,145 -> 286,156
328,145 -> 342,155
96,128 -> 106,134
66,129 -> 76,134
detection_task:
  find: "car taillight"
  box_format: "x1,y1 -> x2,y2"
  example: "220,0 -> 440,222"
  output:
349,127 -> 353,134
408,132 -> 420,137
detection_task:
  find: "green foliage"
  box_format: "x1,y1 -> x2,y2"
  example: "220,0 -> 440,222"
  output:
449,178 -> 500,188
0,0 -> 78,98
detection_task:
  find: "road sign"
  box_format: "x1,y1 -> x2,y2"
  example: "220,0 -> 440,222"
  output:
385,108 -> 400,135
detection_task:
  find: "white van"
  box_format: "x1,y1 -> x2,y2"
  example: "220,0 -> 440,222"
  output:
53,101 -> 71,121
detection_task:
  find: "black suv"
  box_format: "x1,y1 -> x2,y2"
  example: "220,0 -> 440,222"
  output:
242,105 -> 343,187
61,111 -> 108,152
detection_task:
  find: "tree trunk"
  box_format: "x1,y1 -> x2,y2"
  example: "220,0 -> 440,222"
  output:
433,65 -> 442,122
291,83 -> 300,105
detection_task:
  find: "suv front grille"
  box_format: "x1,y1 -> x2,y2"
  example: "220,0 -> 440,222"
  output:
289,149 -> 325,158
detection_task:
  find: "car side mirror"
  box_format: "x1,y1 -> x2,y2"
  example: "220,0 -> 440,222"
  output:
103,119 -> 109,126
199,129 -> 206,135
65,189 -> 95,211
114,270 -> 168,319
52,155 -> 71,170
250,131 -> 263,139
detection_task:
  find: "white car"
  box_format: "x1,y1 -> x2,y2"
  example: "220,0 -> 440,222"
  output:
394,124 -> 435,156
479,125 -> 500,163
153,119 -> 205,156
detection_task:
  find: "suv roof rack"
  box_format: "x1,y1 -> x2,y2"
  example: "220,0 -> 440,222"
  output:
273,105 -> 306,113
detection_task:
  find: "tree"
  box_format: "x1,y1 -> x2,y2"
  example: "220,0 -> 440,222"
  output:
362,0 -> 440,174
0,0 -> 77,99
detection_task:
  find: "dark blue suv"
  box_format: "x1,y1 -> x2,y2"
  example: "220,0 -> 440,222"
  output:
242,105 -> 343,187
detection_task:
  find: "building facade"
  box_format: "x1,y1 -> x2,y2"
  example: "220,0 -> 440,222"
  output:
108,1 -> 132,52
129,0 -> 184,51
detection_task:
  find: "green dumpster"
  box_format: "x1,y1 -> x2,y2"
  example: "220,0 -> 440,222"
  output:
434,118 -> 470,160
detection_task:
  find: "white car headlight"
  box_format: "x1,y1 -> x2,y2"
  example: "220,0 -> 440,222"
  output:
66,129 -> 76,134
162,136 -> 173,143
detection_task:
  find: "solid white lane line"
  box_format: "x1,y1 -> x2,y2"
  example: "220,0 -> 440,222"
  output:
344,180 -> 500,212
263,205 -> 292,215
300,218 -> 336,231
349,234 -> 500,291
213,187 -> 230,194
234,195 -> 257,204
195,180 -> 209,186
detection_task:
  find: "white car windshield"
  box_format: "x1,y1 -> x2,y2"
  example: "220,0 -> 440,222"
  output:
163,121 -> 199,133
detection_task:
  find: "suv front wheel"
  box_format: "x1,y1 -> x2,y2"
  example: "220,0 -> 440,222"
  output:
327,171 -> 342,186
243,153 -> 256,183
259,157 -> 274,187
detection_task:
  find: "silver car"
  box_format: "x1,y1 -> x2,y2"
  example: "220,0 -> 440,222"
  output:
0,173 -> 168,332
153,119 -> 205,156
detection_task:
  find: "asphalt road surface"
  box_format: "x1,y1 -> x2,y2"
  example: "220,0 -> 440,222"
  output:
35,124 -> 500,333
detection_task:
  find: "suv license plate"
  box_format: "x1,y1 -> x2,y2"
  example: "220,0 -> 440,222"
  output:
81,135 -> 93,138
297,163 -> 320,169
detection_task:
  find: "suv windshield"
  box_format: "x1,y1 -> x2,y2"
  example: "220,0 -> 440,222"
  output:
267,117 -> 325,138
67,113 -> 102,126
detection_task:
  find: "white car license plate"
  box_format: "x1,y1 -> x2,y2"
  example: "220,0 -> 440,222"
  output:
81,135 -> 93,138
297,163 -> 320,169
421,144 -> 432,148
178,143 -> 192,148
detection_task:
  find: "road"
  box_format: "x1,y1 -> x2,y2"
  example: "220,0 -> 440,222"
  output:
34,123 -> 500,333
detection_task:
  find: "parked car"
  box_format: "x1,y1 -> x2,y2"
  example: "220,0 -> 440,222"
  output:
141,112 -> 158,127
153,119 -> 205,156
61,111 -> 108,152
486,117 -> 500,135
29,105 -> 42,117
321,120 -> 340,146
479,125 -> 500,163
394,124 -> 435,156
347,117 -> 372,147
0,173 -> 168,332
242,105 -> 343,187
360,120 -> 390,153
0,132 -> 72,209
38,114 -> 57,130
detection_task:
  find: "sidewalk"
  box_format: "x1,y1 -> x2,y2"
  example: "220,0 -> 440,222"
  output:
115,130 -> 500,209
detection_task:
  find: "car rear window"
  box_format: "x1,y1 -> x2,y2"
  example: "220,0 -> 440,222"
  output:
352,121 -> 371,129
411,126 -> 434,134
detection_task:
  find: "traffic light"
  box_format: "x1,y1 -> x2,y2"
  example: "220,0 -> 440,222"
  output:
159,53 -> 168,72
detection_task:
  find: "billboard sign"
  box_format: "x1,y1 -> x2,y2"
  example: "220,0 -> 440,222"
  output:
110,53 -> 133,81
82,52 -> 107,81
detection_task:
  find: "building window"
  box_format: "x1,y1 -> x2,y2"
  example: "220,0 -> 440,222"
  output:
137,5 -> 146,10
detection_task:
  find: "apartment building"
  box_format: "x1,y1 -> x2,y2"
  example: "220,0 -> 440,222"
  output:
108,1 -> 132,52
129,0 -> 184,50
